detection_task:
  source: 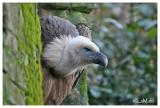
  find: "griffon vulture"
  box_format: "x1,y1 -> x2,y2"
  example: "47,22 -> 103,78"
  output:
40,16 -> 108,105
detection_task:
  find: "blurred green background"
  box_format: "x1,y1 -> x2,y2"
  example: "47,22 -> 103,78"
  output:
85,3 -> 157,105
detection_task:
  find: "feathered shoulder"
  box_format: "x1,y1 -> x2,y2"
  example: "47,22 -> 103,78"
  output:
40,16 -> 79,47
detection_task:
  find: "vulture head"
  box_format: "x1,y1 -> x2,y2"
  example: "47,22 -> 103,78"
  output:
42,35 -> 108,77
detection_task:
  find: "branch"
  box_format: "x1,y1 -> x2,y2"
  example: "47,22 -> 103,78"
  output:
39,3 -> 95,14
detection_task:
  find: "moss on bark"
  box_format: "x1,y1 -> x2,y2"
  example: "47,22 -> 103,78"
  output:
79,71 -> 89,105
17,4 -> 43,105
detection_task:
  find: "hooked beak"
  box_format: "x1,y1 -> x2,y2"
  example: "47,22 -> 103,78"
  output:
92,52 -> 108,67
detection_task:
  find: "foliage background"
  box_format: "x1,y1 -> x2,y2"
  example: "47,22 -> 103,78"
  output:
86,3 -> 157,105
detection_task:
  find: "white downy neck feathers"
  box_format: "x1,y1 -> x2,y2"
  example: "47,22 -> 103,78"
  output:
42,35 -> 99,76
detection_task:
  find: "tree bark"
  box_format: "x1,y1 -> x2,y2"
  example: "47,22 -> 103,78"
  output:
3,3 -> 43,105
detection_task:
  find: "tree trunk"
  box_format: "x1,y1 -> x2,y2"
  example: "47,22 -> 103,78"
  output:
3,3 -> 43,105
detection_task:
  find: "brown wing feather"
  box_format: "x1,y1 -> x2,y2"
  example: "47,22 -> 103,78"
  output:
42,67 -> 53,103
42,67 -> 75,105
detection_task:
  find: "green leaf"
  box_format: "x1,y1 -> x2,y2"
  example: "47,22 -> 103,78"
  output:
147,27 -> 157,38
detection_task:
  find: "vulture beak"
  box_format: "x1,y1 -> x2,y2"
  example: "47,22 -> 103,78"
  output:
92,52 -> 108,67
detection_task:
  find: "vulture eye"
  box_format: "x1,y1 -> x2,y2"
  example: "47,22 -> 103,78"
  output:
83,47 -> 92,52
